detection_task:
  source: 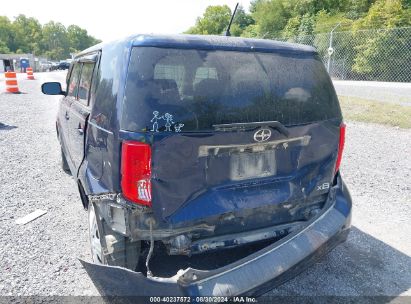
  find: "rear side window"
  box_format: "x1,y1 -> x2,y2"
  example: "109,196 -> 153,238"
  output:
121,47 -> 341,132
67,64 -> 81,97
78,63 -> 95,103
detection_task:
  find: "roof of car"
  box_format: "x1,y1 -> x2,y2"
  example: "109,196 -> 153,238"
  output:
77,34 -> 317,58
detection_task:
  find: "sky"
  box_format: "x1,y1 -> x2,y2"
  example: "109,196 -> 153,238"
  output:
4,0 -> 251,42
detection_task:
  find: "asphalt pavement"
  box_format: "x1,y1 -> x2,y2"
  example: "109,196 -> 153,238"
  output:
333,80 -> 411,106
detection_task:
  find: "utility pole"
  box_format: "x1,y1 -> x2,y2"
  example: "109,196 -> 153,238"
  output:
327,23 -> 341,74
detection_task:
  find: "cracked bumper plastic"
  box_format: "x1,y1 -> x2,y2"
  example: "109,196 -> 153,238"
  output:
80,177 -> 352,297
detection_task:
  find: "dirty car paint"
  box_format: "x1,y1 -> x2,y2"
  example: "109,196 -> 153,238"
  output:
148,119 -> 340,224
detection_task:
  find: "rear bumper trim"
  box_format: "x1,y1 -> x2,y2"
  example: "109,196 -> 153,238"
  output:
180,200 -> 349,296
80,185 -> 351,296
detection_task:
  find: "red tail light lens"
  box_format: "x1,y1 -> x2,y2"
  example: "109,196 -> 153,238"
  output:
335,123 -> 346,174
121,141 -> 152,206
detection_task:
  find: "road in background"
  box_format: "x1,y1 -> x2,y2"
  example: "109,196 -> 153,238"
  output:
1,72 -> 410,297
333,80 -> 411,106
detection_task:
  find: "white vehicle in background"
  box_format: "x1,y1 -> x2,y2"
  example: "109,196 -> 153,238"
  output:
50,62 -> 59,71
39,61 -> 53,72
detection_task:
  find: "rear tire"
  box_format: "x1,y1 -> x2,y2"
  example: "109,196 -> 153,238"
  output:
88,203 -> 140,270
61,148 -> 71,175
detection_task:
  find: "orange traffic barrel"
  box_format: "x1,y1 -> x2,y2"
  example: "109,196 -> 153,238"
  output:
4,71 -> 20,93
26,67 -> 34,80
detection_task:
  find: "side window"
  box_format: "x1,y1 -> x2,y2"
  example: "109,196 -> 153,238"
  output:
78,63 -> 95,104
67,64 -> 82,97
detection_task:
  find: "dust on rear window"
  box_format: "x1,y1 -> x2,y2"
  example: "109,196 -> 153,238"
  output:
121,47 -> 341,132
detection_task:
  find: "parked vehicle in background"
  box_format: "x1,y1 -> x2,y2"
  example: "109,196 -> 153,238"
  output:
41,34 -> 351,296
49,62 -> 59,71
39,61 -> 53,72
57,61 -> 70,70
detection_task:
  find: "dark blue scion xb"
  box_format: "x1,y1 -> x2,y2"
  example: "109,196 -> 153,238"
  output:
42,34 -> 352,297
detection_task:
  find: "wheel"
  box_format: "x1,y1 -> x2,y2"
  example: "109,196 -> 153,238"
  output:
88,203 -> 140,270
61,148 -> 71,175
89,203 -> 103,264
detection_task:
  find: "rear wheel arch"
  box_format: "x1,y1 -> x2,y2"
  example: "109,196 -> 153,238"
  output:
88,201 -> 141,271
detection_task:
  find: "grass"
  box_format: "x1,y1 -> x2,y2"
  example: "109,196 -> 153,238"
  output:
338,96 -> 411,129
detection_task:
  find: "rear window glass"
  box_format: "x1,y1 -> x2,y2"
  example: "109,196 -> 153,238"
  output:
121,47 -> 341,132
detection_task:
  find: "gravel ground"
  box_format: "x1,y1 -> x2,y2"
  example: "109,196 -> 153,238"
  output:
0,72 -> 410,297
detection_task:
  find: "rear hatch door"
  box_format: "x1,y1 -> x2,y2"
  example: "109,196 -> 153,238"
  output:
121,46 -> 342,224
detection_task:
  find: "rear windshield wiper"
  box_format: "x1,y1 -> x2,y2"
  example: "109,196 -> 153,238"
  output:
213,121 -> 290,137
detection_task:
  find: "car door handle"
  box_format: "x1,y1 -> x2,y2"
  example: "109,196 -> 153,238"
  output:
65,112 -> 70,120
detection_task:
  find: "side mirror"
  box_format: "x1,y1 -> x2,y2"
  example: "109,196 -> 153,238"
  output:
41,82 -> 65,95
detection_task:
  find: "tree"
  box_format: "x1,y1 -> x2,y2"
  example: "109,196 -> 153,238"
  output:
241,24 -> 260,37
354,0 -> 410,29
186,5 -> 232,35
41,21 -> 69,60
352,0 -> 411,81
0,16 -> 11,53
67,25 -> 89,52
234,5 -> 255,30
9,15 -> 42,54
67,25 -> 100,54
344,0 -> 376,19
186,4 -> 255,37
281,16 -> 301,39
0,14 -> 100,60
0,41 -> 10,53
353,29 -> 411,81
249,0 -> 263,13
187,0 -> 411,44
250,0 -> 289,38
299,14 -> 315,34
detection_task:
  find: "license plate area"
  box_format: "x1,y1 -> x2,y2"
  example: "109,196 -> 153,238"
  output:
230,149 -> 276,181
205,145 -> 277,185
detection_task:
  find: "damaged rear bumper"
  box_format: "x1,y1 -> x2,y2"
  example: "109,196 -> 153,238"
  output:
81,178 -> 352,297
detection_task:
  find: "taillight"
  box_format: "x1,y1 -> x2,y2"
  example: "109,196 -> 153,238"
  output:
335,123 -> 346,174
121,141 -> 152,206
